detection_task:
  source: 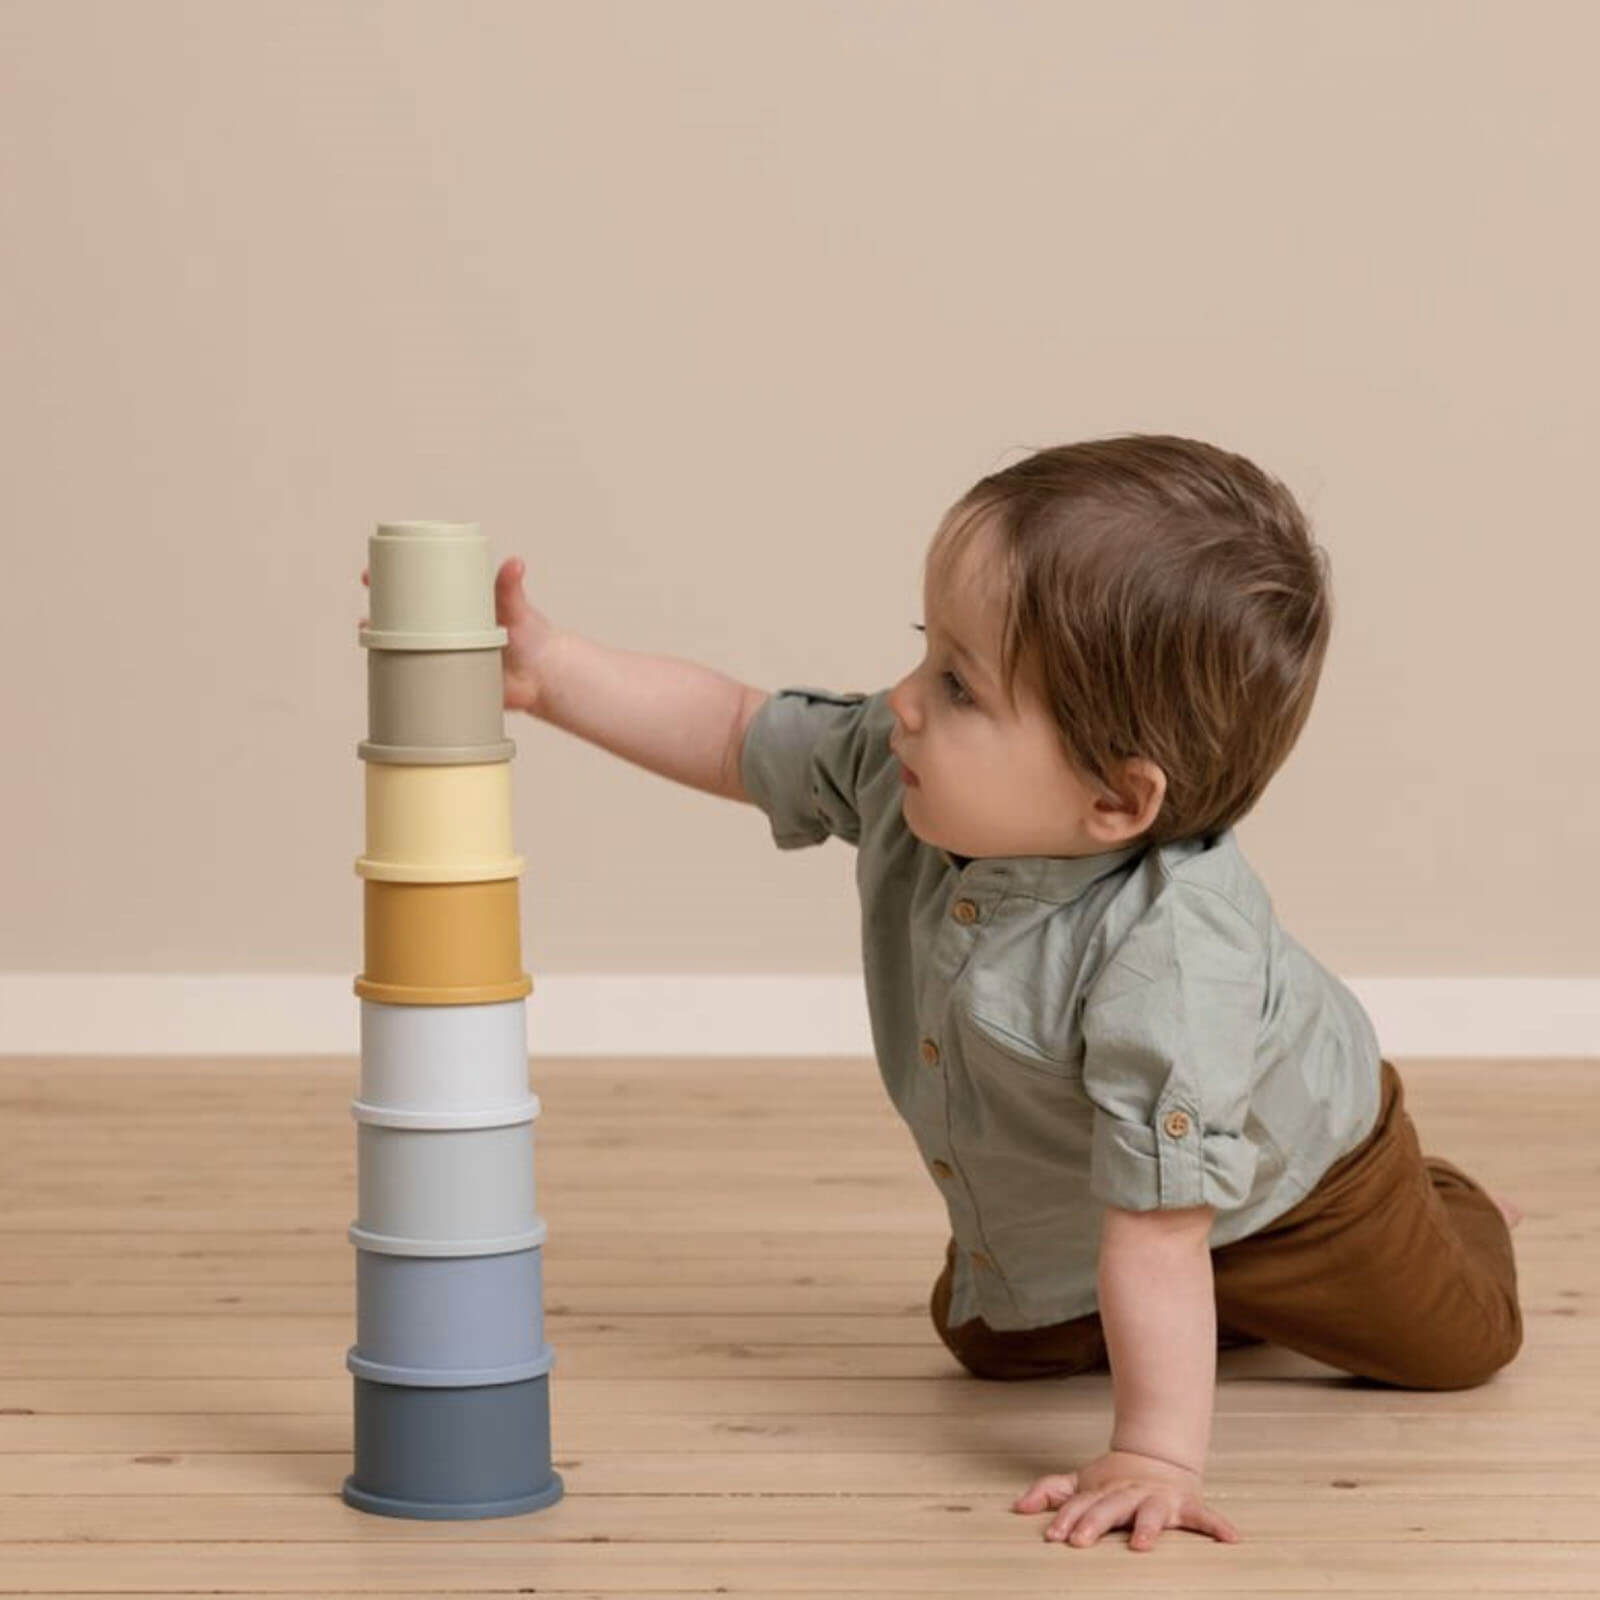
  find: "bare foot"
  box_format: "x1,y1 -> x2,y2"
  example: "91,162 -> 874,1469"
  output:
1491,1192 -> 1525,1230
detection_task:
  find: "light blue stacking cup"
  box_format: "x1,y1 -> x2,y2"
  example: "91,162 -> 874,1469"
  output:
349,1247 -> 552,1385
348,1111 -> 544,1257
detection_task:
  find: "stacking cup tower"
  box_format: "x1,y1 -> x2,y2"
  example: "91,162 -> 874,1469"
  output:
343,521 -> 562,1520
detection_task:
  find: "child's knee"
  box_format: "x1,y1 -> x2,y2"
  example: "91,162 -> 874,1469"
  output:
1391,1295 -> 1523,1390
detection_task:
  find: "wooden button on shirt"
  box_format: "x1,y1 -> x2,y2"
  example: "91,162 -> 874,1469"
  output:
736,684 -> 1386,1332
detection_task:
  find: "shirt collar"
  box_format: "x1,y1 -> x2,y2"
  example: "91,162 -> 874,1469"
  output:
936,839 -> 1150,903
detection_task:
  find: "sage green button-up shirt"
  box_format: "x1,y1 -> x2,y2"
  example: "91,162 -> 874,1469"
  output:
739,684 -> 1384,1331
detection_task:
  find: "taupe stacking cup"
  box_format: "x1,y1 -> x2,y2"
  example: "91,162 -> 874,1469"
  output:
359,522 -> 508,650
361,648 -> 515,765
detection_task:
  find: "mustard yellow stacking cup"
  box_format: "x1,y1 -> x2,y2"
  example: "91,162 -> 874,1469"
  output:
359,522 -> 508,651
356,879 -> 533,1005
357,764 -> 523,883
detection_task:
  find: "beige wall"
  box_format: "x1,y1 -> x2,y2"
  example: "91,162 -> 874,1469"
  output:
1,0 -> 1595,982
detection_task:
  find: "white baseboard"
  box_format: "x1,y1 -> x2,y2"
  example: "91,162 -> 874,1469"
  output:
0,974 -> 1596,1058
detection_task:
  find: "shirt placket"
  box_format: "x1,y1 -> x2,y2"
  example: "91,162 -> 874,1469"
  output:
913,876 -> 1016,1311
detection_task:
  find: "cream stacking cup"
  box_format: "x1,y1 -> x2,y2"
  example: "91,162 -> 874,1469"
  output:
358,763 -> 523,883
346,517 -> 560,1522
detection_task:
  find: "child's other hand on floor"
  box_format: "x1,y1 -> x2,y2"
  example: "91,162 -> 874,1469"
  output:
1012,1449 -> 1241,1551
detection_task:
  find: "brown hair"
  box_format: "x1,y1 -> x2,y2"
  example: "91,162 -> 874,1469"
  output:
927,434 -> 1332,847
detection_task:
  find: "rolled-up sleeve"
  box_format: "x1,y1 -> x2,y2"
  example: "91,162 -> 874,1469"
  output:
1080,886 -> 1265,1212
738,685 -> 887,849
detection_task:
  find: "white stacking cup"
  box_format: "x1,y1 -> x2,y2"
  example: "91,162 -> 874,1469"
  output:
357,999 -> 535,1125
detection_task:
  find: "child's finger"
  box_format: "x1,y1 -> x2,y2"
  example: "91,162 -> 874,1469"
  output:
1129,1501 -> 1167,1550
1197,1507 -> 1240,1542
1057,1487 -> 1140,1545
495,557 -> 528,620
1013,1473 -> 1077,1511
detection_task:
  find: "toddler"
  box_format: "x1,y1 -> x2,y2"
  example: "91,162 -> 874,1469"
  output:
470,433 -> 1525,1553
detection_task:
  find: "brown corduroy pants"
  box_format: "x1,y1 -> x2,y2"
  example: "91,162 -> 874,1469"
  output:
929,1058 -> 1523,1390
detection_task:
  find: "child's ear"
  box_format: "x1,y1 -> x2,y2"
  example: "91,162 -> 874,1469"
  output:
1091,758 -> 1166,842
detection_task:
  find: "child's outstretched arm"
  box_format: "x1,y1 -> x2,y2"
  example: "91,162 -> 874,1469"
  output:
499,557 -> 768,802
1011,1204 -> 1242,1552
365,557 -> 766,798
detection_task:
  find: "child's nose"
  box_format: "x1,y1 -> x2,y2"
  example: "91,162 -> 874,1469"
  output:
887,679 -> 916,728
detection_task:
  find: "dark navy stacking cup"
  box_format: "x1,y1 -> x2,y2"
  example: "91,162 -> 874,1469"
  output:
346,522 -> 562,1519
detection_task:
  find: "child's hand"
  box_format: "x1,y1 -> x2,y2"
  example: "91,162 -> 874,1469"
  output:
490,557 -> 560,715
1012,1449 -> 1241,1552
359,559 -> 561,716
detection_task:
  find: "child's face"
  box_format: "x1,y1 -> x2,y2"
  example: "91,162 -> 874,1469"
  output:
886,521 -> 1164,861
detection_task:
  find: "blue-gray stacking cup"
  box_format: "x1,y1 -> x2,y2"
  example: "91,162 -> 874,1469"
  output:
344,1373 -> 563,1520
358,998 -> 532,1121
349,1247 -> 552,1385
348,1113 -> 543,1257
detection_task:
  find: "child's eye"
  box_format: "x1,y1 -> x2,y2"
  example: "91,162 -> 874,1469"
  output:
910,622 -> 973,707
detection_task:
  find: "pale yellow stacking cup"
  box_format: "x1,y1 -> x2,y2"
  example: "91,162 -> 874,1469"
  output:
359,521 -> 508,650
355,879 -> 533,1005
357,764 -> 524,883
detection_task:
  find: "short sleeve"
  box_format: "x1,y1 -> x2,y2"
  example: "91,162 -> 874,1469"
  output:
1079,887 -> 1265,1212
738,685 -> 887,849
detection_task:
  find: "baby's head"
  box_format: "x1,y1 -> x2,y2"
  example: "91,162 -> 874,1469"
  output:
887,434 -> 1331,861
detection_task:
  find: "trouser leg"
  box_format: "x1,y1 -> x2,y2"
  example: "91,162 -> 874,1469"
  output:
1208,1060 -> 1523,1391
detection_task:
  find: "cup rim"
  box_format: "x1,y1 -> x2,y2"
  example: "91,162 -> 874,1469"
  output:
345,1347 -> 556,1387
359,741 -> 517,765
360,625 -> 508,650
353,976 -> 534,1005
354,856 -> 525,885
348,1220 -> 548,1256
374,521 -> 482,539
351,1096 -> 540,1131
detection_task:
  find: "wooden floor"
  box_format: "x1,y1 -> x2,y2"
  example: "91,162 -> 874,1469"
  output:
1,1052 -> 1597,1597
